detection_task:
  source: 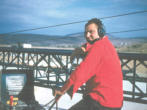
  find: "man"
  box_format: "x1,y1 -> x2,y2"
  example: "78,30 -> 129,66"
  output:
54,18 -> 123,110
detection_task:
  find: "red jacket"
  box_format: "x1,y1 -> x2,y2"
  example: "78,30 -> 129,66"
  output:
61,36 -> 123,108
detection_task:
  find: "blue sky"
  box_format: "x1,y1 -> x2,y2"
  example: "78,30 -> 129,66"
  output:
0,0 -> 147,37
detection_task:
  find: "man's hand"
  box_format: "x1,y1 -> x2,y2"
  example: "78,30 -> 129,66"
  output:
53,89 -> 64,102
53,90 -> 64,97
70,47 -> 86,63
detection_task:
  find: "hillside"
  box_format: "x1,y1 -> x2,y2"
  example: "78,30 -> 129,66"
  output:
117,42 -> 147,53
0,33 -> 147,53
0,33 -> 85,47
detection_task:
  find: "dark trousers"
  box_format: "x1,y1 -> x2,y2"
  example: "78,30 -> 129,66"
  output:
68,96 -> 122,110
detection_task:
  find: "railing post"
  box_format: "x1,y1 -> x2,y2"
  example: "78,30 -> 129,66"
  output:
2,51 -> 5,69
132,59 -> 136,100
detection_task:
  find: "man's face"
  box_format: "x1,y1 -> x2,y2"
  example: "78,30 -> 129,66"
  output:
85,23 -> 100,43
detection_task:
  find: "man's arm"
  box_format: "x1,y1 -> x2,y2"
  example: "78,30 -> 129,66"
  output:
54,45 -> 100,101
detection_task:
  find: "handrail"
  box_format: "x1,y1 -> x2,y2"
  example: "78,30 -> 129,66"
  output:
0,47 -> 147,104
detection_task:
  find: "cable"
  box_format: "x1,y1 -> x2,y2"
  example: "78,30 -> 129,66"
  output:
49,27 -> 147,40
0,20 -> 87,35
100,10 -> 147,20
107,27 -> 147,34
1,10 -> 147,35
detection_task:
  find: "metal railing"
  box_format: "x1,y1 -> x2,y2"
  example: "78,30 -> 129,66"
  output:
0,47 -> 147,104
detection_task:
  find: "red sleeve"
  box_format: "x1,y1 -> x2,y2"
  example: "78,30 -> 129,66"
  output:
61,45 -> 101,97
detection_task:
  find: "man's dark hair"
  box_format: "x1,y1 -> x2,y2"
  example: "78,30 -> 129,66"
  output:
85,18 -> 105,38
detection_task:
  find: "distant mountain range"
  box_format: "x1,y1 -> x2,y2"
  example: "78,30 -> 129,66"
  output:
0,33 -> 147,48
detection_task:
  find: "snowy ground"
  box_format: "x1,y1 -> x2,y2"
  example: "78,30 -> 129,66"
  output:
34,86 -> 147,110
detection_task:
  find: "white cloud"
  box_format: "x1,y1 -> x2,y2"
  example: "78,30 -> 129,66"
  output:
0,0 -> 80,26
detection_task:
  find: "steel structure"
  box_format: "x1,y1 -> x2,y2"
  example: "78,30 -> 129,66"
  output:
0,47 -> 147,104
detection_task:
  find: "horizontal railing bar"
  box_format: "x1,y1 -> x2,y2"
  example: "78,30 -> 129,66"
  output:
0,47 -> 147,60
